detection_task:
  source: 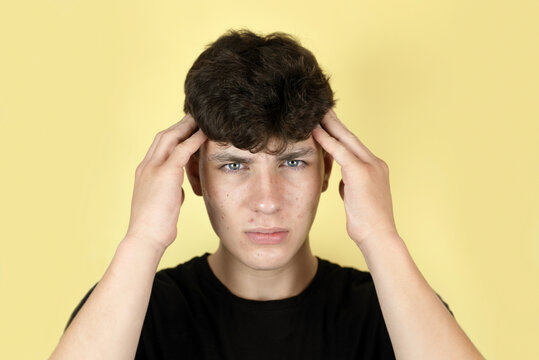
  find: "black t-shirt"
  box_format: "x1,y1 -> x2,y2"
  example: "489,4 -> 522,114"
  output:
67,253 -> 450,359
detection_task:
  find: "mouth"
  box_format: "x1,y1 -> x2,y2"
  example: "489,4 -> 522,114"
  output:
244,227 -> 289,245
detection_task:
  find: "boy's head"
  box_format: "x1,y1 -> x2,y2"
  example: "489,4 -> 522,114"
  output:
184,29 -> 335,271
183,29 -> 335,154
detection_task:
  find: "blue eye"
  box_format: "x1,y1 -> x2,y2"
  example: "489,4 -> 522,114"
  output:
285,160 -> 304,168
224,163 -> 242,171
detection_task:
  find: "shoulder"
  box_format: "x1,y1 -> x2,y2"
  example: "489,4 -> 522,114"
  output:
314,257 -> 379,304
315,256 -> 454,317
310,258 -> 390,344
151,253 -> 210,297
316,256 -> 374,287
136,253 -> 213,327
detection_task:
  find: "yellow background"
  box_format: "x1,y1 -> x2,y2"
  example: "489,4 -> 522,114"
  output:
1,1 -> 538,359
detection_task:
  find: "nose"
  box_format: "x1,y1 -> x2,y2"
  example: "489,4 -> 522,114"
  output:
249,169 -> 284,214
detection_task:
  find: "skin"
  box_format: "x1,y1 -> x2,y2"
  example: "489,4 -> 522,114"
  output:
312,109 -> 485,359
49,114 -> 207,360
49,110 -> 484,360
186,136 -> 333,300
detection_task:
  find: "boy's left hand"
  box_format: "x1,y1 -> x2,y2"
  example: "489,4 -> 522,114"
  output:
312,109 -> 399,248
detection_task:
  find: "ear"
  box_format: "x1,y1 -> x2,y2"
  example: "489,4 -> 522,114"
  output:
186,151 -> 203,196
321,150 -> 333,193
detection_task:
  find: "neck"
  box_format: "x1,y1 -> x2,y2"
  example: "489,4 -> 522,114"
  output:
207,239 -> 318,301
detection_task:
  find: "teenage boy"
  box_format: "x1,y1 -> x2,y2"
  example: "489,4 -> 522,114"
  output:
49,29 -> 484,359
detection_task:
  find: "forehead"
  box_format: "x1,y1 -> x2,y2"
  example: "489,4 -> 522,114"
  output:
202,136 -> 321,156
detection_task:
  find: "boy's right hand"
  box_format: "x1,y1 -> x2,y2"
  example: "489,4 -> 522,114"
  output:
124,113 -> 207,252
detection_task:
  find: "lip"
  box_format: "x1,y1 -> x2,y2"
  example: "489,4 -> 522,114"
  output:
245,228 -> 289,245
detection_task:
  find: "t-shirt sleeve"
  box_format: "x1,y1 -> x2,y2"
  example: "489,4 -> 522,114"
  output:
64,282 -> 98,332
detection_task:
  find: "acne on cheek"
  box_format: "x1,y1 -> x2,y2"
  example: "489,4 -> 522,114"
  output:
217,202 -> 226,220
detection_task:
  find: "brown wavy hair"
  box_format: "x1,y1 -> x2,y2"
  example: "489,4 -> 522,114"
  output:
183,29 -> 336,154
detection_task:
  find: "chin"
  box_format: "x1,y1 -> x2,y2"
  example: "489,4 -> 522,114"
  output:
215,227 -> 312,271
241,247 -> 293,270
232,234 -> 310,272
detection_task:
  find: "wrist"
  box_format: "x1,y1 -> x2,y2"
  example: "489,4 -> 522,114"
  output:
355,230 -> 405,261
120,234 -> 167,264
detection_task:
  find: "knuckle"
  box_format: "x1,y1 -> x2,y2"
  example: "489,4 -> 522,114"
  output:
346,131 -> 359,143
135,162 -> 145,176
163,130 -> 177,141
153,131 -> 164,142
143,164 -> 161,178
351,159 -> 365,172
366,165 -> 379,179
160,127 -> 183,142
136,161 -> 159,177
376,158 -> 390,173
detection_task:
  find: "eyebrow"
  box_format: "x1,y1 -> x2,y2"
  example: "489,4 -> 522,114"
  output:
275,147 -> 316,161
207,147 -> 317,164
207,153 -> 253,164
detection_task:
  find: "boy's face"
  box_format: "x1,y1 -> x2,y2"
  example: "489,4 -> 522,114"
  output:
187,135 -> 332,271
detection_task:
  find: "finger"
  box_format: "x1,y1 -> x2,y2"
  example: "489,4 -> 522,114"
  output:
165,129 -> 207,169
148,114 -> 198,166
140,114 -> 192,167
312,125 -> 365,168
321,109 -> 377,163
139,114 -> 193,171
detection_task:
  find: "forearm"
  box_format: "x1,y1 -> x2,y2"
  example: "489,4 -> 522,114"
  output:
359,234 -> 484,360
49,236 -> 165,360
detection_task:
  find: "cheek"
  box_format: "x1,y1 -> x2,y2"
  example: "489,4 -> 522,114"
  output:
203,180 -> 244,231
286,175 -> 322,220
